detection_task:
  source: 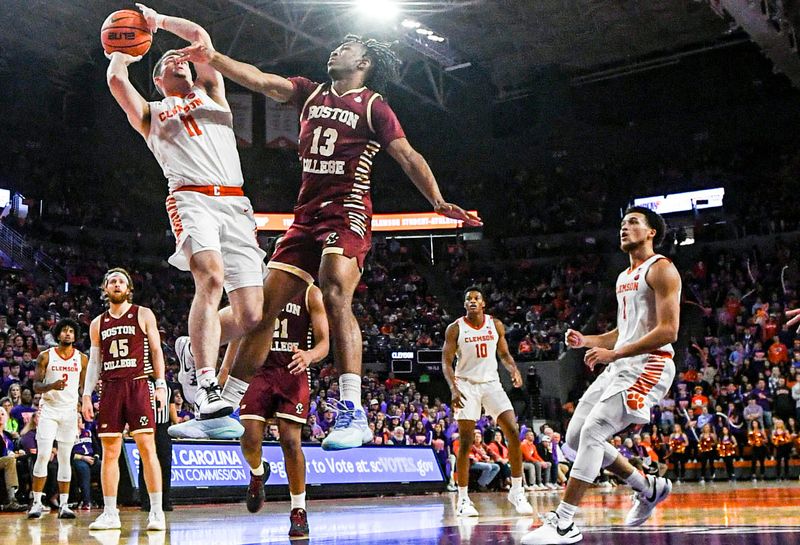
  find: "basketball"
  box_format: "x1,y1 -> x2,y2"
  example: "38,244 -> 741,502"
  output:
100,9 -> 152,57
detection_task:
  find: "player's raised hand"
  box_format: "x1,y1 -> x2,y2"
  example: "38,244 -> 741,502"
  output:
786,308 -> 800,331
81,394 -> 94,422
135,3 -> 162,33
434,202 -> 483,227
105,51 -> 143,64
289,346 -> 313,375
565,328 -> 585,349
176,42 -> 215,64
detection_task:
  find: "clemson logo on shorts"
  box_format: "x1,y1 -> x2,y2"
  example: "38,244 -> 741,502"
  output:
324,232 -> 340,246
295,403 -> 304,414
626,391 -> 646,411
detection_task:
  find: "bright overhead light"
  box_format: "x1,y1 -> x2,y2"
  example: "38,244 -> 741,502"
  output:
427,34 -> 445,43
415,28 -> 433,36
354,0 -> 399,21
401,19 -> 421,29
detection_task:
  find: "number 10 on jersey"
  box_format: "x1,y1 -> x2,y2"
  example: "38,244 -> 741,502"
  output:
475,343 -> 488,358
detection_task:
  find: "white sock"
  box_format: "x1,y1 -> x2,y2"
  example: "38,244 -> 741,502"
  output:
33,491 -> 43,505
555,501 -> 578,528
458,486 -> 469,502
251,462 -> 265,476
511,476 -> 523,492
221,376 -> 249,407
197,367 -> 215,383
59,493 -> 68,507
290,492 -> 306,510
625,470 -> 649,493
149,492 -> 163,515
103,496 -> 117,514
339,373 -> 362,405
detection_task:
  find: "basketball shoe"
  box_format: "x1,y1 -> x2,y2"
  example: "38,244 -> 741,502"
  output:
167,415 -> 244,439
624,475 -> 672,526
508,488 -> 534,515
246,461 -> 271,513
321,400 -> 372,451
147,511 -> 166,531
89,511 -> 122,530
289,508 -> 310,537
175,336 -> 197,404
521,511 -> 583,545
455,497 -> 479,517
26,502 -> 43,519
58,504 -> 76,519
195,376 -> 233,420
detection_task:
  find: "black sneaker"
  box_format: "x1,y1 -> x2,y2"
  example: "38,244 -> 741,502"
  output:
246,461 -> 270,513
289,508 -> 309,537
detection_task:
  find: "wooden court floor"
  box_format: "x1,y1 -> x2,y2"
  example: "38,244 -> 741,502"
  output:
3,480 -> 799,544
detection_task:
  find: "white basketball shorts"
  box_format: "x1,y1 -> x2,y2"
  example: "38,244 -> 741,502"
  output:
453,378 -> 514,421
37,404 -> 79,443
165,190 -> 266,292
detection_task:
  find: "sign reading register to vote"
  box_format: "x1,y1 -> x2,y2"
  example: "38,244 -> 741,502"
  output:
123,441 -> 444,488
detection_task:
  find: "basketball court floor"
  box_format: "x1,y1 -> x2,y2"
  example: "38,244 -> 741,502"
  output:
3,481 -> 798,545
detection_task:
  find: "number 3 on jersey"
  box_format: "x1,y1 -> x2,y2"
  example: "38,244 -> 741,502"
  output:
310,126 -> 338,156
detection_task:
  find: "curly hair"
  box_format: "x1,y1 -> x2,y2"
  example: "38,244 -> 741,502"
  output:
341,34 -> 401,95
53,318 -> 81,341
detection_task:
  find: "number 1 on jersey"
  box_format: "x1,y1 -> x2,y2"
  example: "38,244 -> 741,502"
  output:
475,343 -> 488,358
181,114 -> 203,137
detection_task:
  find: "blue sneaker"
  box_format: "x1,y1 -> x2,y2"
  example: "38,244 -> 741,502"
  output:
168,416 -> 244,440
321,400 -> 372,451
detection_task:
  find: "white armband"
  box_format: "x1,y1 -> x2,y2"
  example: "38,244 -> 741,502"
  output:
155,378 -> 167,390
83,346 -> 101,396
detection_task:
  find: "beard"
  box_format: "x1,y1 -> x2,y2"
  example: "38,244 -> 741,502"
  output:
107,292 -> 129,305
59,339 -> 74,347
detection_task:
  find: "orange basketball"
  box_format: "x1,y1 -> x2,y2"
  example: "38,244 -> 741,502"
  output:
100,9 -> 152,57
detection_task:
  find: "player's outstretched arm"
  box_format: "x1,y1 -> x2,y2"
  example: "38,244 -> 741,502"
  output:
176,43 -> 294,102
494,319 -> 523,388
136,3 -> 226,106
386,138 -> 482,226
106,53 -> 150,137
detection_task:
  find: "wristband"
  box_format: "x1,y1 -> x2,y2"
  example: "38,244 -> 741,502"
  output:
155,378 -> 167,390
154,14 -> 166,30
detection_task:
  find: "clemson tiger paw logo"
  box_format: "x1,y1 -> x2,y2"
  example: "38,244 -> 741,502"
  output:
626,391 -> 645,410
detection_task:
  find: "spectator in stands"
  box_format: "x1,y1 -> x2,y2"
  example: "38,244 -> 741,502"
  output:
537,435 -> 559,489
0,397 -> 18,440
0,406 -> 24,510
520,430 -> 548,490
388,426 -> 409,446
468,429 -> 500,491
690,386 -> 708,417
743,396 -> 765,429
486,430 -> 512,490
10,388 -> 37,430
72,415 -> 99,510
747,420 -> 768,481
2,362 -> 22,395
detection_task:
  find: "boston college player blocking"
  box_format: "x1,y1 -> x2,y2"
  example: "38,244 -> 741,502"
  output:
523,207 -> 681,545
82,268 -> 167,532
178,33 -> 481,451
442,286 -> 532,518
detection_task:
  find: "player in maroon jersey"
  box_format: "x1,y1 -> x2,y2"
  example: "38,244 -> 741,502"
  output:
178,34 -> 481,450
81,268 -> 167,532
239,283 -> 328,537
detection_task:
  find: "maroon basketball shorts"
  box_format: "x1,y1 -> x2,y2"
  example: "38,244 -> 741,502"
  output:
97,378 -> 155,436
239,366 -> 310,425
268,207 -> 371,283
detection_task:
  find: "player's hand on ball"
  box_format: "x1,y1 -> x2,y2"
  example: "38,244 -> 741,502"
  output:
565,329 -> 585,349
584,347 -> 617,370
434,202 -> 482,227
786,308 -> 800,331
289,347 -> 313,375
135,3 -> 161,33
177,42 -> 215,64
450,387 -> 465,410
105,51 -> 143,64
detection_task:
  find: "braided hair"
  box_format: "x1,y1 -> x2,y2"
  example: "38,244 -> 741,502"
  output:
341,34 -> 401,95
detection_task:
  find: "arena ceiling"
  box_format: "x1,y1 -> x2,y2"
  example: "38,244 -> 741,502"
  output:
0,0 -> 730,110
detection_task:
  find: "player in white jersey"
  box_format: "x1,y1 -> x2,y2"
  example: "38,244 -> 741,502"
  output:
106,4 -> 265,428
523,207 -> 681,545
443,286 -> 533,518
27,319 -> 87,520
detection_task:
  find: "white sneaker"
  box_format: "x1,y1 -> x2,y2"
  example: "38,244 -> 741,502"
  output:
521,511 -> 583,545
321,401 -> 372,451
147,511 -> 166,531
456,497 -> 479,517
58,504 -> 76,519
508,488 -> 534,515
27,502 -> 43,519
546,483 -> 559,490
624,475 -> 672,527
89,511 -> 122,530
534,484 -> 548,491
195,376 -> 233,420
175,336 -> 197,405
